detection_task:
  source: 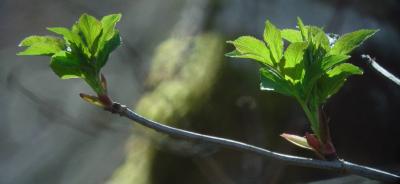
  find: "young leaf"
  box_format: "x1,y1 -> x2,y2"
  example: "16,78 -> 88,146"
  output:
226,36 -> 273,66
77,13 -> 102,50
50,51 -> 83,79
100,14 -> 122,42
263,21 -> 283,64
321,54 -> 351,71
79,93 -> 105,107
96,31 -> 121,70
281,133 -> 313,150
318,63 -> 363,100
283,42 -> 308,83
260,67 -> 292,96
17,36 -> 65,56
327,63 -> 363,77
331,29 -> 378,55
47,27 -> 91,57
281,29 -> 303,43
47,27 -> 82,46
312,28 -> 330,51
296,17 -> 308,41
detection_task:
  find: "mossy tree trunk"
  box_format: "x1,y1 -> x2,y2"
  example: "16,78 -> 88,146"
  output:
108,32 -> 224,184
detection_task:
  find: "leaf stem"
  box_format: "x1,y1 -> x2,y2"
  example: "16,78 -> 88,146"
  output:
298,98 -> 320,138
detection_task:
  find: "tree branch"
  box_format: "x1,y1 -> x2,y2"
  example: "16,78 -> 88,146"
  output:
361,54 -> 400,87
106,102 -> 400,183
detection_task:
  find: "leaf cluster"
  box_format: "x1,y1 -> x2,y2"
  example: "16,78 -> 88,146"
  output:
18,13 -> 122,94
226,18 -> 377,136
227,18 -> 376,103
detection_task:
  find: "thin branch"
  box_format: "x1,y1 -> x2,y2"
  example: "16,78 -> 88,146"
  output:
106,102 -> 400,183
361,54 -> 400,87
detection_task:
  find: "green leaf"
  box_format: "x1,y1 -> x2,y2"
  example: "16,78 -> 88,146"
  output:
50,51 -> 83,79
17,36 -> 65,56
260,67 -> 292,96
226,36 -> 273,66
94,14 -> 122,70
327,63 -> 363,77
47,27 -> 81,46
312,27 -> 330,51
331,29 -> 378,55
321,54 -> 351,71
318,63 -> 363,100
96,31 -> 121,70
281,29 -> 303,43
100,14 -> 122,42
263,21 -> 283,64
77,13 -> 102,50
283,42 -> 308,83
47,27 -> 91,57
296,17 -> 308,41
281,133 -> 313,150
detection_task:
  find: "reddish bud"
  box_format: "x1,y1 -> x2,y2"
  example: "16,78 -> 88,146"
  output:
100,73 -> 108,95
98,94 -> 112,107
305,133 -> 321,152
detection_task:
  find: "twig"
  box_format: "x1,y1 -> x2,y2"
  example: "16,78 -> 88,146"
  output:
361,54 -> 400,87
106,102 -> 400,183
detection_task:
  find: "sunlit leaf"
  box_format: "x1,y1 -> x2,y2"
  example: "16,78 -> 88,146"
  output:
17,36 -> 65,56
47,27 -> 78,44
96,31 -> 121,70
50,51 -> 83,79
321,54 -> 350,71
263,21 -> 283,64
77,13 -> 102,51
281,29 -> 302,43
226,36 -> 273,66
47,27 -> 91,57
312,27 -> 330,51
296,17 -> 308,41
318,63 -> 363,101
260,67 -> 292,96
283,42 -> 308,83
331,29 -> 378,55
100,14 -> 122,42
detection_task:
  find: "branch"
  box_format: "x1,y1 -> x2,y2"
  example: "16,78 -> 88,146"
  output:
361,54 -> 400,87
106,102 -> 400,183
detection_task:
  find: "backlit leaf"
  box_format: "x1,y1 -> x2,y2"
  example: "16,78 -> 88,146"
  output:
260,67 -> 292,96
263,21 -> 283,64
318,63 -> 363,101
226,36 -> 273,66
321,54 -> 350,71
281,29 -> 302,43
17,36 -> 65,56
77,13 -> 102,50
100,14 -> 122,42
47,27 -> 91,57
96,31 -> 121,70
296,17 -> 308,41
312,28 -> 330,51
331,29 -> 378,55
50,51 -> 83,79
283,42 -> 308,83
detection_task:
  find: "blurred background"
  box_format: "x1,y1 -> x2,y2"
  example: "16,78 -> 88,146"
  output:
1,0 -> 400,183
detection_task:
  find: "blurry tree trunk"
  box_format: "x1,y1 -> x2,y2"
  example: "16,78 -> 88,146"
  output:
107,1 -> 223,183
108,33 -> 224,184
